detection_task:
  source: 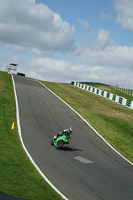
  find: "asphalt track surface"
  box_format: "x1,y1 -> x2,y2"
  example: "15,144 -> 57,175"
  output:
13,75 -> 133,200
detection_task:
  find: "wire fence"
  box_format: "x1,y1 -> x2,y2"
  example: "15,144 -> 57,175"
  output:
115,87 -> 133,97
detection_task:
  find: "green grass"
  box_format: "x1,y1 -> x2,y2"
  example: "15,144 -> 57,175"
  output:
0,71 -> 63,200
40,81 -> 133,163
89,84 -> 133,101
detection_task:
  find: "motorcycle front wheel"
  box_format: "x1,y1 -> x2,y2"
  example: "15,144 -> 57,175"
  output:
56,140 -> 64,149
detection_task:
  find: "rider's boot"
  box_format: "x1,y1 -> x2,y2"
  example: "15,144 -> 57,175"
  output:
53,136 -> 57,141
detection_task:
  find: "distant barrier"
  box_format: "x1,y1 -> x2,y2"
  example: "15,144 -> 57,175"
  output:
74,82 -> 133,110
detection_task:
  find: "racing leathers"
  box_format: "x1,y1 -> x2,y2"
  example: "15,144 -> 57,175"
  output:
56,128 -> 73,139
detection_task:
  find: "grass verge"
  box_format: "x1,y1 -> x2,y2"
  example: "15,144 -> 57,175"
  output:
0,71 -> 63,200
40,81 -> 133,163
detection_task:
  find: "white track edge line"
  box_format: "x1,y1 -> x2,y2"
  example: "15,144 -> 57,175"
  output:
38,80 -> 133,166
11,75 -> 68,200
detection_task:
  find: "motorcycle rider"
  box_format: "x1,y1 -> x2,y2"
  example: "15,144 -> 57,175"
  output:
56,127 -> 73,139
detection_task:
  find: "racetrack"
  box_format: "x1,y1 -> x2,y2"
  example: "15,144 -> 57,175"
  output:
13,74 -> 133,200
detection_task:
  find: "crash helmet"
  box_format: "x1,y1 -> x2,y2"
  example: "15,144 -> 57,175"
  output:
69,127 -> 73,132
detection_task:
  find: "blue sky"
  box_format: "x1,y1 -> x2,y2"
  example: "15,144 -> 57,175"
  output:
0,0 -> 133,88
36,0 -> 132,46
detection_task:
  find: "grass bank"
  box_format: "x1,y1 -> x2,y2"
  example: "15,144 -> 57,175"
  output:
0,71 -> 63,200
40,81 -> 133,163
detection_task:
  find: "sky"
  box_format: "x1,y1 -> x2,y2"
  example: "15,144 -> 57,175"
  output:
0,0 -> 133,88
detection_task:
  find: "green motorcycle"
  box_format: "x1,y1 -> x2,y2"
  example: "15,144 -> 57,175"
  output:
51,134 -> 71,149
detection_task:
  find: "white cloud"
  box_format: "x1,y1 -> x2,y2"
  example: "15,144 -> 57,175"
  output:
0,0 -> 75,53
31,48 -> 53,57
114,0 -> 133,31
28,57 -> 76,82
15,56 -> 132,88
100,11 -> 111,21
77,45 -> 133,68
4,44 -> 26,53
73,26 -> 133,88
76,28 -> 133,68
78,19 -> 90,30
96,29 -> 113,48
